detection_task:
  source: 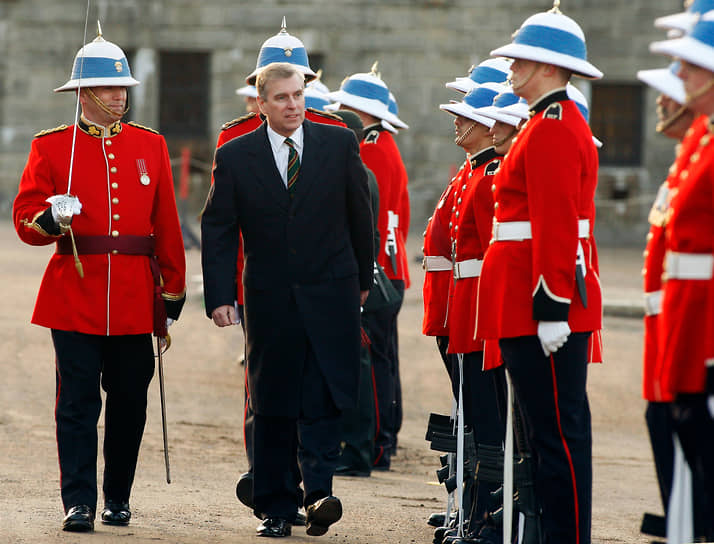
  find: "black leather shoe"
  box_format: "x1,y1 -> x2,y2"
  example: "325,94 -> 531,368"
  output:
292,511 -> 306,526
236,471 -> 254,509
335,465 -> 371,477
305,495 -> 342,536
62,505 -> 94,532
256,517 -> 291,538
101,500 -> 131,526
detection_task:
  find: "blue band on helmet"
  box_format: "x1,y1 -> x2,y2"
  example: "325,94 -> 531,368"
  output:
690,20 -> 714,47
574,101 -> 589,121
464,87 -> 499,109
341,78 -> 389,105
690,0 -> 714,14
388,99 -> 398,115
470,66 -> 509,84
514,24 -> 587,60
492,92 -> 520,108
71,56 -> 131,80
306,95 -> 330,110
257,46 -> 310,68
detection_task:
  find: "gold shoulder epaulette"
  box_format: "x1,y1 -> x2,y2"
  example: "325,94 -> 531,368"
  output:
34,124 -> 69,138
221,112 -> 257,131
306,108 -> 343,122
128,121 -> 159,134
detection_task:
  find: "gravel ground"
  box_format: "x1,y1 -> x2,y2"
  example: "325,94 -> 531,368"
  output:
0,220 -> 658,543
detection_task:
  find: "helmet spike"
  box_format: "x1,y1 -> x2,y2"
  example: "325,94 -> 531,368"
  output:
370,61 -> 381,79
549,0 -> 562,14
93,20 -> 106,43
280,16 -> 287,34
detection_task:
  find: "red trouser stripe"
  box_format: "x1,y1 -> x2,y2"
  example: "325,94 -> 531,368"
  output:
371,364 -> 381,441
549,354 -> 580,544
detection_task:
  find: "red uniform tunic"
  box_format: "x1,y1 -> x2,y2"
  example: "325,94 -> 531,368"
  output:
212,109 -> 347,305
642,115 -> 709,401
421,161 -> 465,336
447,148 -> 501,354
655,118 -> 714,398
13,119 -> 186,336
477,90 -> 602,342
360,125 -> 411,287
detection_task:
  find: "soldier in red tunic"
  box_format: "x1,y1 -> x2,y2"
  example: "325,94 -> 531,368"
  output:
635,62 -> 702,537
327,67 -> 410,470
476,4 -> 603,542
650,13 -> 714,539
438,83 -> 508,540
13,29 -> 186,532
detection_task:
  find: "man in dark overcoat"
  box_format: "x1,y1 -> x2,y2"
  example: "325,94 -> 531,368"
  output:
201,62 -> 373,538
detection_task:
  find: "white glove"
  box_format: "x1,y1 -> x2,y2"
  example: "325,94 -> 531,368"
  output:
46,194 -> 82,226
537,321 -> 571,357
166,318 -> 174,329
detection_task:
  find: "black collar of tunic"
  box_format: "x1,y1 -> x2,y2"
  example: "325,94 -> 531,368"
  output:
470,146 -> 500,169
529,89 -> 569,117
78,116 -> 122,138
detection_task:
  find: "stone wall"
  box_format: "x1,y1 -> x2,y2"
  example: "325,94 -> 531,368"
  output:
0,0 -> 683,245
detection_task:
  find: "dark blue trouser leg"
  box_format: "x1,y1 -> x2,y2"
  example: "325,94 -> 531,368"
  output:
499,333 -> 592,544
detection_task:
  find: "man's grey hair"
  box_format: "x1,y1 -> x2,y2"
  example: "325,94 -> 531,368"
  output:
256,63 -> 305,100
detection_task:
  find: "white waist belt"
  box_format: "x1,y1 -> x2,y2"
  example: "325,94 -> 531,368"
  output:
643,290 -> 662,316
492,219 -> 590,242
665,251 -> 714,280
454,259 -> 483,279
423,255 -> 452,272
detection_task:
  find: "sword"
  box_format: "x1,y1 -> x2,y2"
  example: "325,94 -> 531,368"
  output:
503,370 -> 514,544
157,337 -> 171,484
575,241 -> 588,308
50,2 -> 91,277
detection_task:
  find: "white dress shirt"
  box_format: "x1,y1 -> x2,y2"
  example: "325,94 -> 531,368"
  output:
266,124 -> 304,187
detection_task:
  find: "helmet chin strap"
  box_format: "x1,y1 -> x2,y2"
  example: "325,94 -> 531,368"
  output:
493,126 -> 518,148
682,76 -> 714,113
455,121 -> 476,146
656,103 -> 691,134
510,63 -> 540,94
85,87 -> 130,120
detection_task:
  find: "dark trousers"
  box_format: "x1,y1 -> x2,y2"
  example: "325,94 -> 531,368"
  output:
436,336 -> 450,374
671,393 -> 714,539
337,334 -> 376,473
499,333 -> 592,544
252,341 -> 341,520
645,401 -> 674,515
392,279 -> 405,443
363,279 -> 404,467
51,330 -> 154,512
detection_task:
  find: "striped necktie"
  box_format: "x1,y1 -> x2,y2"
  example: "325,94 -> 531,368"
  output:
284,137 -> 300,191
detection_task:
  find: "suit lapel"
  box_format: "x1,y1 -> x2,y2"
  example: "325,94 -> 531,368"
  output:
247,123 -> 289,210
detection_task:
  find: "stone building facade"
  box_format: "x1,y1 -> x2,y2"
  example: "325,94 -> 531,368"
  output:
0,0 -> 683,244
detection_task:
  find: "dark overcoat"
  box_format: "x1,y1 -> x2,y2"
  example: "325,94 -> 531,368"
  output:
201,119 -> 373,417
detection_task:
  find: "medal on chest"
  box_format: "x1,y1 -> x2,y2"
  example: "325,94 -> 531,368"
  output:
136,158 -> 150,185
